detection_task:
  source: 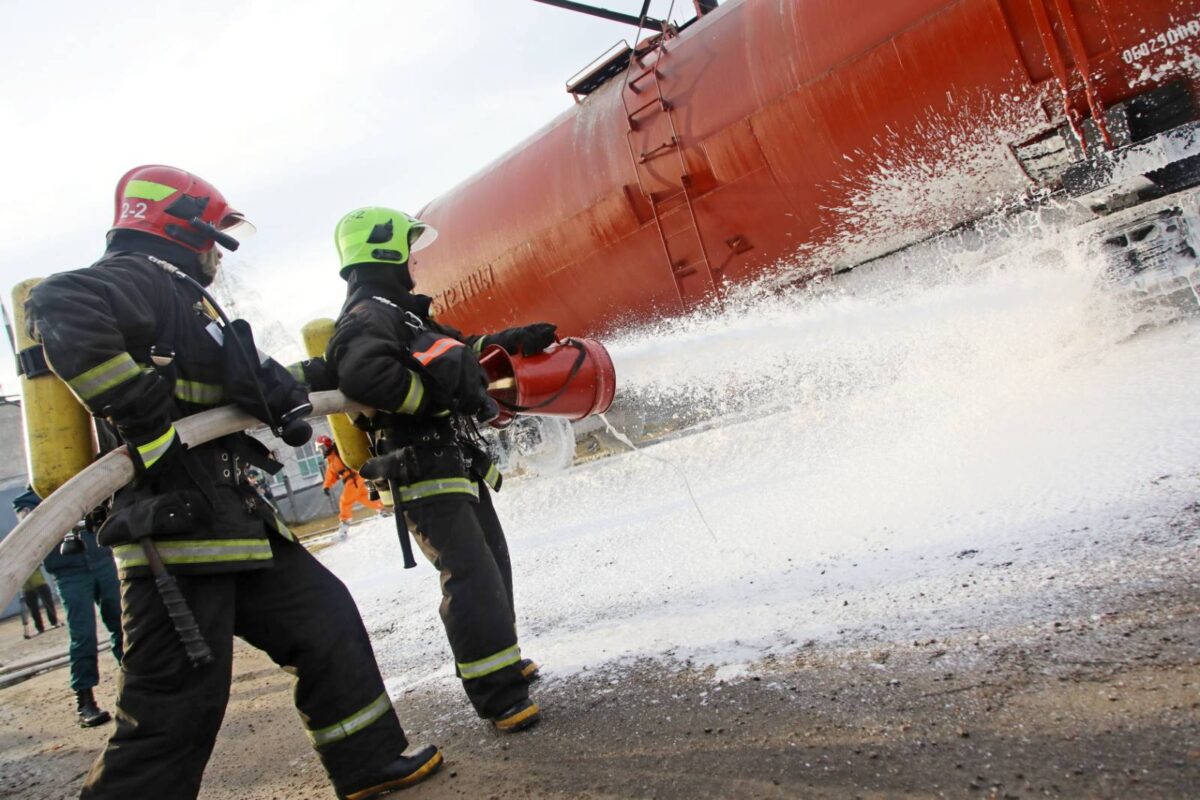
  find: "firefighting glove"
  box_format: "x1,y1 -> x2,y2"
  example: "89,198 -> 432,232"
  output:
224,319 -> 313,429
487,323 -> 557,356
287,357 -> 335,392
477,395 -> 500,424
99,371 -> 184,481
459,371 -> 494,419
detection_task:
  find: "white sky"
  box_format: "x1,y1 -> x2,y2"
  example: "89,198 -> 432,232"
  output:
0,0 -> 698,395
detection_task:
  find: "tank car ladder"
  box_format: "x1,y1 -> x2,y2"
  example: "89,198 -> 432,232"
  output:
620,28 -> 721,307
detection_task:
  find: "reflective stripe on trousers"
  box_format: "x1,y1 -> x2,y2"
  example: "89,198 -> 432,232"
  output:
306,691 -> 393,747
458,644 -> 521,680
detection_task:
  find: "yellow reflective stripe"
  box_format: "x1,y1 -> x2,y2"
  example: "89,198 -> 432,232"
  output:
68,352 -> 140,401
112,538 -> 273,568
123,179 -> 178,201
173,380 -> 224,405
307,692 -> 392,747
396,478 -> 478,503
459,644 -> 521,680
483,463 -> 501,491
395,371 -> 425,414
472,336 -> 487,354
136,426 -> 177,469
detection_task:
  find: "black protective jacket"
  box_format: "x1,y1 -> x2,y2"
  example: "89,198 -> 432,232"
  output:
27,236 -> 308,578
326,280 -> 502,506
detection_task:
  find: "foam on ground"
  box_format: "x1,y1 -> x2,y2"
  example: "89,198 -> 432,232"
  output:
318,219 -> 1200,697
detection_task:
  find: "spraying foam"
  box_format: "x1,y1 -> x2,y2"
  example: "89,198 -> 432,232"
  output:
319,210 -> 1200,698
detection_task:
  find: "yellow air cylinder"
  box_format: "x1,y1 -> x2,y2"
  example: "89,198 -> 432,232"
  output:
301,318 -> 372,471
12,279 -> 95,498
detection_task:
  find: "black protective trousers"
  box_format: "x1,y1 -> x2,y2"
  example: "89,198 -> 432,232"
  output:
80,536 -> 408,800
406,484 -> 529,718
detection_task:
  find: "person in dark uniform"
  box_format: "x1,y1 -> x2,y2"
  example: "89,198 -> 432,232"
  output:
18,562 -> 58,634
13,488 -> 123,726
26,167 -> 441,800
326,206 -> 555,733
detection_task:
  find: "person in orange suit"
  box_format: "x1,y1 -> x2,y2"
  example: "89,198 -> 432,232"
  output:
318,435 -> 383,538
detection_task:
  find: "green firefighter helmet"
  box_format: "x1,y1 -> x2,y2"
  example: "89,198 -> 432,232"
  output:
334,206 -> 439,278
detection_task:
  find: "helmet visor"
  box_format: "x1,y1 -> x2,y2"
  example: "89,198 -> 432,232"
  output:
219,211 -> 257,240
409,223 -> 438,253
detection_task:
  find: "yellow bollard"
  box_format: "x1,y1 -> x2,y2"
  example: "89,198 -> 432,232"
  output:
12,279 -> 95,498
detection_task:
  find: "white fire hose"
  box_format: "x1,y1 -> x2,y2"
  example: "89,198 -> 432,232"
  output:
0,391 -> 366,611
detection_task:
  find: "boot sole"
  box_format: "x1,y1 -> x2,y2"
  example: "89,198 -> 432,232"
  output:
343,751 -> 444,800
493,703 -> 541,733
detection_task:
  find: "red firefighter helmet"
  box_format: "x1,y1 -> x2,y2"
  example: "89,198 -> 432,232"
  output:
316,435 -> 335,455
110,165 -> 254,253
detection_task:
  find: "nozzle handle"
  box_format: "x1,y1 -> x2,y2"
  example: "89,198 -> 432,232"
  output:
155,573 -> 214,668
141,538 -> 214,668
388,480 -> 418,569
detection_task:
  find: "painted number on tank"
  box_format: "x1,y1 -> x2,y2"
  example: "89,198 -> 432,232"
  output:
1122,18 -> 1200,63
120,201 -> 148,219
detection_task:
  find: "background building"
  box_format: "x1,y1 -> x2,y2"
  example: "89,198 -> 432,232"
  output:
248,417 -> 344,525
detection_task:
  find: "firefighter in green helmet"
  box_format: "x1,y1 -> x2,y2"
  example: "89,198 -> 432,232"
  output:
327,206 -> 556,732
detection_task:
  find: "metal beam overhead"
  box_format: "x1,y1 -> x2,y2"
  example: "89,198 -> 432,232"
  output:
531,0 -> 665,30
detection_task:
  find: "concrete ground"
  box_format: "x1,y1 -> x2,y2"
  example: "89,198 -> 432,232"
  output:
0,562 -> 1196,799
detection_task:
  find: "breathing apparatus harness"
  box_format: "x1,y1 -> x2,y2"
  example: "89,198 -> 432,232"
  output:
145,255 -> 312,447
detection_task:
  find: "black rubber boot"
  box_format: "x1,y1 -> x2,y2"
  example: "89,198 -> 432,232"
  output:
336,745 -> 443,799
492,698 -> 540,733
519,658 -> 540,682
75,689 -> 112,728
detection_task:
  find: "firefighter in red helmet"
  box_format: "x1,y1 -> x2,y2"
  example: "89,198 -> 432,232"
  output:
25,166 -> 442,799
317,434 -> 384,538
